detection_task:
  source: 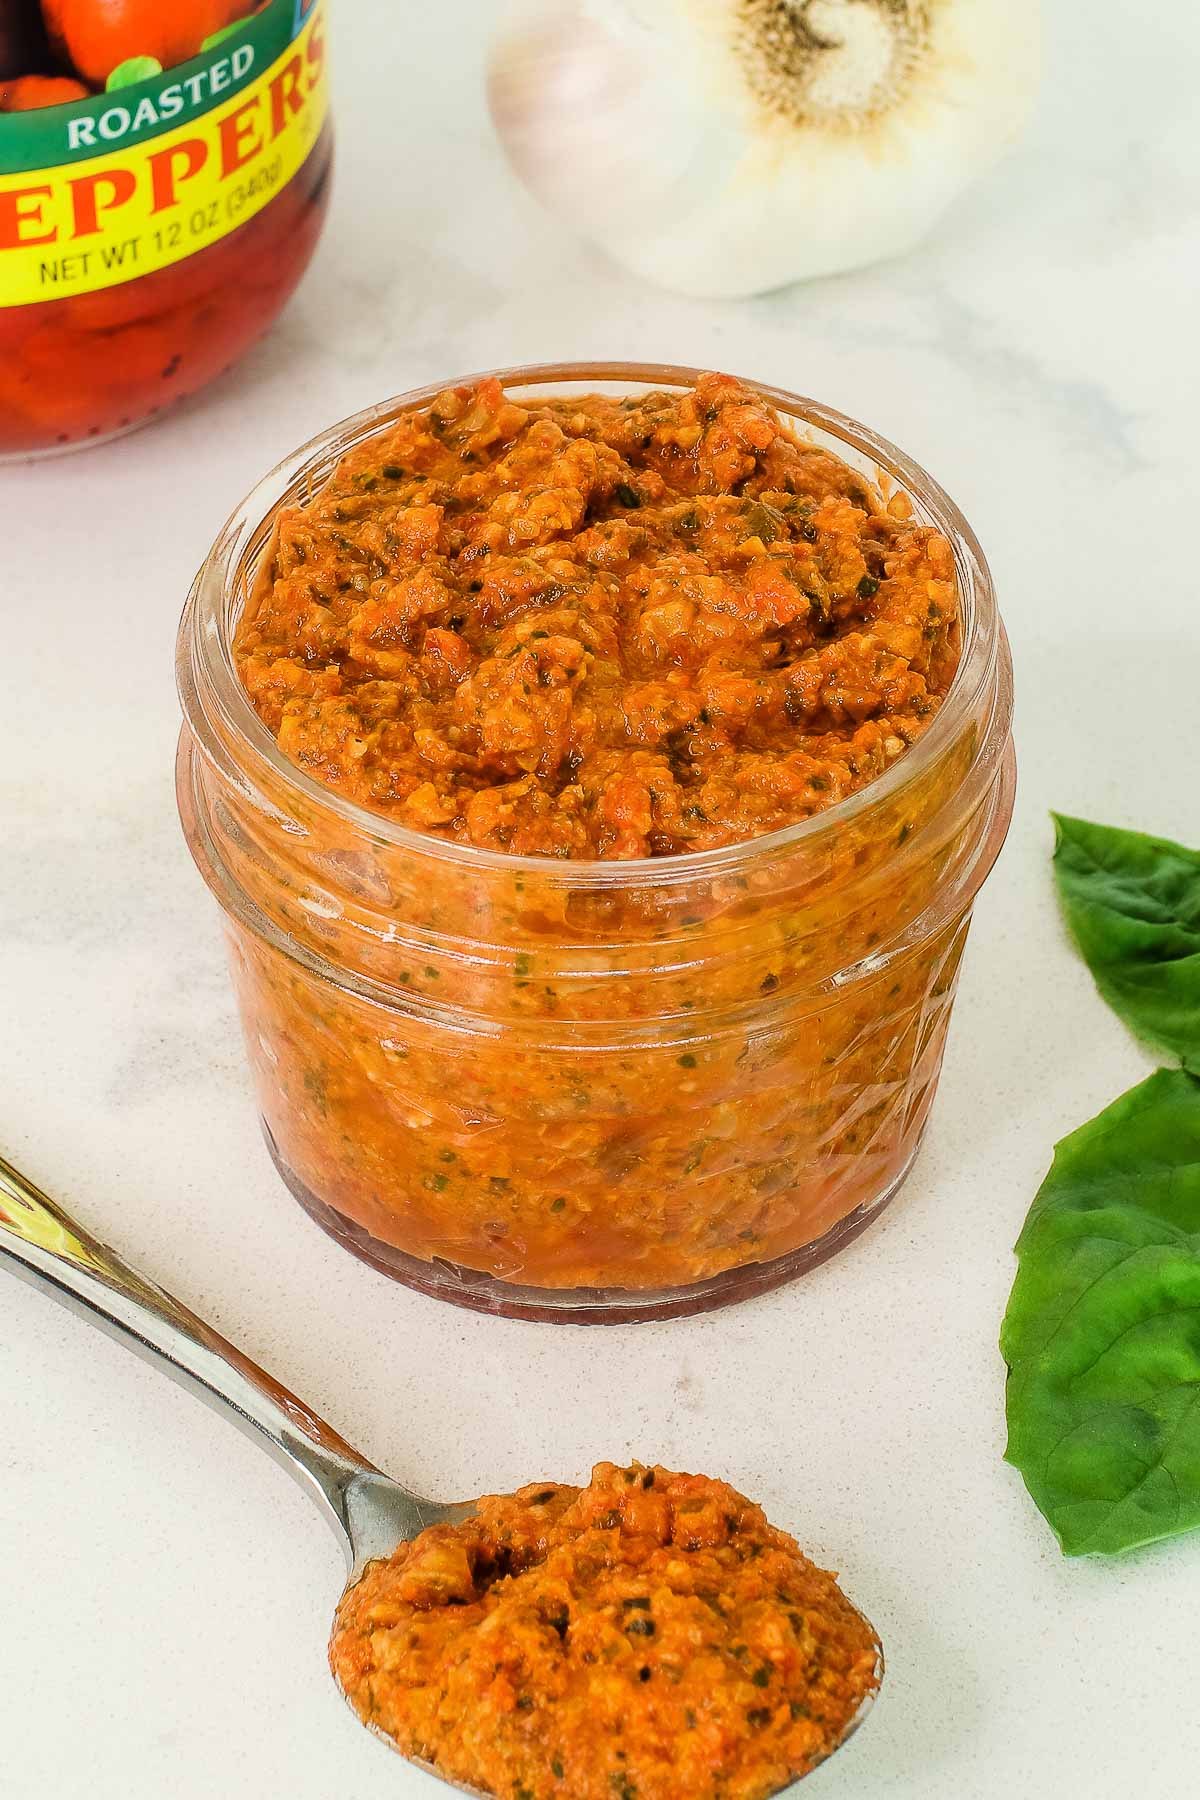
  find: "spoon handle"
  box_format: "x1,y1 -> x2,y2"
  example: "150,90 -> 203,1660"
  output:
0,1149 -> 378,1542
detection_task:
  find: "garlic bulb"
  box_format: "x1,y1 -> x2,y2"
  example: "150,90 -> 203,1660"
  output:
487,0 -> 1041,297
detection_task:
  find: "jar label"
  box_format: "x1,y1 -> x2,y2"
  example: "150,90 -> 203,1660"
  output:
0,0 -> 328,309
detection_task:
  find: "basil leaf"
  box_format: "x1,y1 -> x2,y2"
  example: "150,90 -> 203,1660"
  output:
1052,812 -> 1200,1071
1002,1068 -> 1200,1555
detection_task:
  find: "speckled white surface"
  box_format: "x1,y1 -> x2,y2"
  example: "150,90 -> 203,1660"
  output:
2,3 -> 1199,1796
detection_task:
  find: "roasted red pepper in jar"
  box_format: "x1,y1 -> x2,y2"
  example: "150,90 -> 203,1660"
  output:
0,73 -> 88,107
40,0 -> 252,85
0,0 -> 330,456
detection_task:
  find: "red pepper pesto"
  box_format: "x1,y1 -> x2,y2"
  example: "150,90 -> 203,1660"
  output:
330,1463 -> 880,1800
189,373 -> 994,1302
236,374 -> 958,858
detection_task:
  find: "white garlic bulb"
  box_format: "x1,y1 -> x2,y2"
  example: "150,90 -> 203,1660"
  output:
487,0 -> 1041,298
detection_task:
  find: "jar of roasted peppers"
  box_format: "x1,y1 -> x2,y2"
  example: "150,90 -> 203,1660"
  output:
0,0 -> 330,457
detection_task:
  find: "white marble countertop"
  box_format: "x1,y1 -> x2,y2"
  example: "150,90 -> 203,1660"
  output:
3,2 -> 1199,1796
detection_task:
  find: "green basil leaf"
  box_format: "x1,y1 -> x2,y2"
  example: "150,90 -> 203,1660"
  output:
1052,812 -> 1200,1071
1002,1068 -> 1200,1555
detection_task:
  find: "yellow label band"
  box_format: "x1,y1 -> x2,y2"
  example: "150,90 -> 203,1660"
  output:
0,5 -> 327,307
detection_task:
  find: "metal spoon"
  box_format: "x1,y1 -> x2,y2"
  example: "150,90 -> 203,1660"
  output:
0,1150 -> 880,1794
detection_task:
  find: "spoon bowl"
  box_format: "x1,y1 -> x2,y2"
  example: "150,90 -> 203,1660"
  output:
0,1150 -> 879,1797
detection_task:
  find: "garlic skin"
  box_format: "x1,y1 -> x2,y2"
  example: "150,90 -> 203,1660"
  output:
487,0 -> 1042,298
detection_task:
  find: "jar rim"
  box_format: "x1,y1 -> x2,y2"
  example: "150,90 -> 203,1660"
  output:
177,359 -> 1008,885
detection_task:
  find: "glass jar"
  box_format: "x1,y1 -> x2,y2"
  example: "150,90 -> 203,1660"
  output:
176,362 -> 1015,1323
0,0 -> 330,458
